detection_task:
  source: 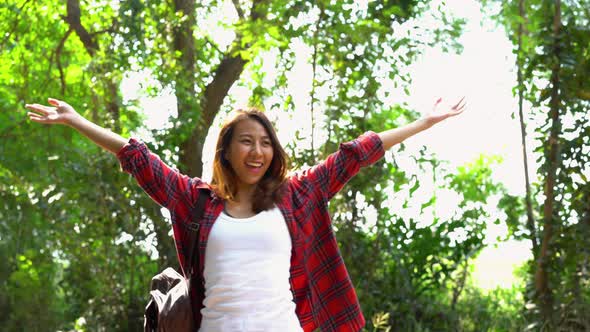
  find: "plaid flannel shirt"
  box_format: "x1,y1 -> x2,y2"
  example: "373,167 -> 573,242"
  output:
117,131 -> 385,332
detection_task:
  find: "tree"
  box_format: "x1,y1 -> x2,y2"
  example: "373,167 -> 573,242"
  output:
0,0 -> 474,330
487,0 -> 590,328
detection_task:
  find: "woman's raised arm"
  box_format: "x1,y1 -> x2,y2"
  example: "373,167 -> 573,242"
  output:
26,97 -> 127,154
378,97 -> 466,150
26,97 -> 202,212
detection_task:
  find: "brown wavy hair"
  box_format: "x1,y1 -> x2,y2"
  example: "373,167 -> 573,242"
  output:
211,107 -> 289,213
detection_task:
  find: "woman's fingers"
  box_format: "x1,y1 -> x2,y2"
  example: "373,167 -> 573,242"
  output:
27,112 -> 47,122
25,100 -> 68,125
456,101 -> 467,112
432,97 -> 443,111
453,107 -> 466,115
456,100 -> 466,110
452,97 -> 465,108
27,112 -> 60,124
48,98 -> 62,107
452,103 -> 466,112
449,97 -> 466,115
25,103 -> 54,115
450,104 -> 466,117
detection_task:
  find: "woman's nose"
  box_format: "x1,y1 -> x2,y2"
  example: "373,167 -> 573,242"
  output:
251,142 -> 263,156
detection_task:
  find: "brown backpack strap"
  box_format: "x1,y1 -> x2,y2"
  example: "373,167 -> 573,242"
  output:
184,191 -> 208,279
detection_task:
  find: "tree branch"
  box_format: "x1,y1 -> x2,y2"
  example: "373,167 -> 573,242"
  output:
179,0 -> 269,177
231,0 -> 245,20
63,0 -> 99,56
200,0 -> 268,127
56,28 -> 74,95
309,4 -> 325,164
517,0 -> 538,258
90,26 -> 117,37
204,36 -> 224,55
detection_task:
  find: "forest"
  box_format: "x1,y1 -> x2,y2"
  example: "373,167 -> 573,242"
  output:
0,0 -> 589,331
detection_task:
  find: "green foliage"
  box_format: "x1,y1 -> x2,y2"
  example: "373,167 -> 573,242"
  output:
335,151 -> 505,331
0,0 -> 539,331
484,0 -> 590,328
454,284 -> 526,331
3,251 -> 66,331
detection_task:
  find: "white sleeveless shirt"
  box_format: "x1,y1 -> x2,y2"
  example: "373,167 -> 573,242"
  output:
199,206 -> 303,332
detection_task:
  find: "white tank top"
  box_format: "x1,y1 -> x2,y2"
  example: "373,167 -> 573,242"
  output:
199,206 -> 303,332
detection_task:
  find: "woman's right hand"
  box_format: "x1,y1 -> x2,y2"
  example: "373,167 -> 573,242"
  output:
25,98 -> 81,126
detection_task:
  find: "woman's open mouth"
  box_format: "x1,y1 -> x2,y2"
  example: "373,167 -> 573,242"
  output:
245,161 -> 263,172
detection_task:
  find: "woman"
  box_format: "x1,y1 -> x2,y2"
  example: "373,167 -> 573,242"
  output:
25,97 -> 465,331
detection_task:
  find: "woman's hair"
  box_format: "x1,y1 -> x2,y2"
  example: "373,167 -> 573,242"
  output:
211,107 -> 289,212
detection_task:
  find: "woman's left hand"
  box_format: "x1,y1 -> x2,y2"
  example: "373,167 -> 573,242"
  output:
423,97 -> 466,127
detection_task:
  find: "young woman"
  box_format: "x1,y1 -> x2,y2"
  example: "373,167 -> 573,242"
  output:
25,97 -> 465,332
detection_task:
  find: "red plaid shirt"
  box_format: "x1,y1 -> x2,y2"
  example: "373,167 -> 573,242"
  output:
117,131 -> 384,332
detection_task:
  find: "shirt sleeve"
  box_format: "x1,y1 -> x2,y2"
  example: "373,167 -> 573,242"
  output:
295,131 -> 385,203
116,138 -> 201,210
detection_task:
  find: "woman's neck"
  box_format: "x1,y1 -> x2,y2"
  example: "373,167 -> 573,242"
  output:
225,184 -> 257,218
234,185 -> 255,203
226,191 -> 255,218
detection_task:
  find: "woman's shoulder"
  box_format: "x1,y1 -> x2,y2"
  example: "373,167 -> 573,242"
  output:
191,177 -> 212,189
284,168 -> 317,195
285,167 -> 311,184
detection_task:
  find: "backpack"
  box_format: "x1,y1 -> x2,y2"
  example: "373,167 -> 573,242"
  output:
144,192 -> 207,332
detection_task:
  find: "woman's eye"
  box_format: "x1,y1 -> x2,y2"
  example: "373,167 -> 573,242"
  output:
262,141 -> 271,147
241,140 -> 251,144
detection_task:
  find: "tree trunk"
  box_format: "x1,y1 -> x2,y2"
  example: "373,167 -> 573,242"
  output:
175,0 -> 266,177
65,0 -> 99,56
140,198 -> 178,269
65,0 -> 121,133
178,53 -> 248,177
517,0 -> 538,259
106,76 -> 121,133
171,0 -> 199,176
535,0 -> 561,324
451,260 -> 468,310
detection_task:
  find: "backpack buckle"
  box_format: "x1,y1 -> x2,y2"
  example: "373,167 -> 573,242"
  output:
187,222 -> 200,231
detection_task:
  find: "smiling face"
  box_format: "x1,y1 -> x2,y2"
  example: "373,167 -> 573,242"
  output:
225,118 -> 274,191
212,108 -> 289,207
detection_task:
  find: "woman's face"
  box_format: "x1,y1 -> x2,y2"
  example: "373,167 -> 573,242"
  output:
225,118 -> 274,190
